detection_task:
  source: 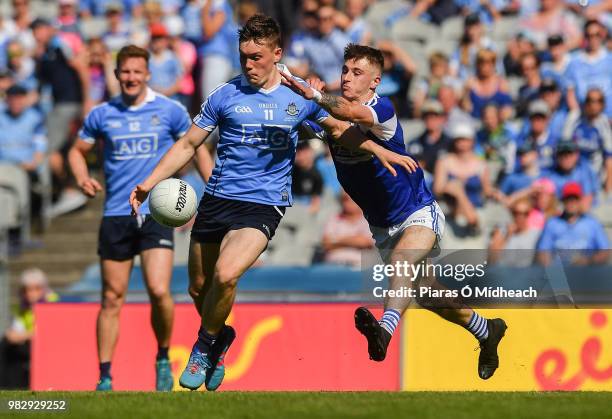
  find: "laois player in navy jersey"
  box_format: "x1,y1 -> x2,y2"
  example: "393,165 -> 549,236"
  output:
283,44 -> 508,380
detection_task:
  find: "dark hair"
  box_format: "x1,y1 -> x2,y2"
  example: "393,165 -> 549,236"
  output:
116,45 -> 149,69
584,18 -> 604,33
238,14 -> 281,49
344,44 -> 384,73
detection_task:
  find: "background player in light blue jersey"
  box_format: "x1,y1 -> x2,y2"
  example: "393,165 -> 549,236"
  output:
130,15 -> 416,392
283,44 -> 507,380
68,45 -> 210,392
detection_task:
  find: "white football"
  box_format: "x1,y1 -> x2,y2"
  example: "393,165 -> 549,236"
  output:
149,178 -> 198,227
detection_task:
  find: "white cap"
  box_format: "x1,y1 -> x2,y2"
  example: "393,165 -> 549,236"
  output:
164,15 -> 184,37
20,268 -> 48,288
449,122 -> 475,140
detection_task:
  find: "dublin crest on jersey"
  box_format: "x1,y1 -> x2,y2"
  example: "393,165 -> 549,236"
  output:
285,102 -> 299,116
150,114 -> 161,126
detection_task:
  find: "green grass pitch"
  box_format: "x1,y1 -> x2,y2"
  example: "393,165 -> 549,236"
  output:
1,391 -> 611,419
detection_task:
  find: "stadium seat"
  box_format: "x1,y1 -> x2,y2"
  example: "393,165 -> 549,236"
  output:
440,16 -> 464,40
0,164 -> 31,240
400,119 -> 425,145
390,17 -> 436,43
491,17 -> 520,41
79,17 -> 108,40
31,0 -> 58,20
425,38 -> 456,57
507,76 -> 524,100
396,40 -> 428,74
363,0 -> 408,41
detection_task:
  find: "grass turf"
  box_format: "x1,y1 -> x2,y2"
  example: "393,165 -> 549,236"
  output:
1,391 -> 611,419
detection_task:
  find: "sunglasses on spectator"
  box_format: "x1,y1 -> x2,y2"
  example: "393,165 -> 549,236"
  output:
512,210 -> 530,216
586,97 -> 604,104
585,31 -> 602,39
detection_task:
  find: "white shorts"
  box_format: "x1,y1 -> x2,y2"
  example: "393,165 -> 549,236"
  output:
369,202 -> 445,257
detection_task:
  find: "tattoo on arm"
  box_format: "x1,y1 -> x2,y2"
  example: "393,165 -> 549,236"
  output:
319,93 -> 340,109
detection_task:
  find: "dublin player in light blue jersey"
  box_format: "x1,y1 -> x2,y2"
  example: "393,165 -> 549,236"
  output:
68,45 -> 211,391
283,44 -> 507,380
130,15 -> 415,392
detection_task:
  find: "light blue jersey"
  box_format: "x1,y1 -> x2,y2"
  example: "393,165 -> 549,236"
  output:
304,95 -> 434,228
565,49 -> 612,118
78,88 -> 191,216
0,106 -> 47,164
193,72 -> 329,206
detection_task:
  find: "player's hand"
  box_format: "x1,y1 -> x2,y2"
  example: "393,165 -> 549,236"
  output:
306,76 -> 326,92
374,148 -> 418,177
78,177 -> 103,198
280,71 -> 315,100
130,183 -> 150,216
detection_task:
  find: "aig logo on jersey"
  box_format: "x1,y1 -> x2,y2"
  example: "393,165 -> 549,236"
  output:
241,124 -> 291,150
235,105 -> 253,113
111,133 -> 159,160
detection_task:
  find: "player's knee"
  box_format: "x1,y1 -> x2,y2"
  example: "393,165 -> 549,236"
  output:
214,265 -> 240,289
101,291 -> 124,312
148,284 -> 170,302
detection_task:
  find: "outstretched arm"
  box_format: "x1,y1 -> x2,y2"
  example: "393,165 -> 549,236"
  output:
281,72 -> 375,126
130,124 -> 210,214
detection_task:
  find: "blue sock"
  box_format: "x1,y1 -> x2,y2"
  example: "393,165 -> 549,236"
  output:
156,346 -> 169,360
195,327 -> 217,354
99,362 -> 111,380
466,311 -> 489,342
379,309 -> 401,335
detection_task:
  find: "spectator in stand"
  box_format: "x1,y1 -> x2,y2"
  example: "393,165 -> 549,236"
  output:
408,100 -> 451,176
536,181 -> 609,266
455,0 -> 503,26
434,123 -> 494,235
285,5 -> 351,93
437,82 -> 475,128
503,32 -> 537,78
315,147 -> 342,197
376,39 -> 416,118
321,191 -> 374,269
546,140 -> 599,211
516,100 -> 559,171
32,18 -> 89,215
57,0 -> 80,34
565,19 -> 612,119
516,52 -> 542,117
499,140 -> 541,201
413,52 -> 462,118
198,0 -> 236,99
518,0 -> 581,50
102,3 -> 133,58
292,141 -> 323,214
86,38 -> 118,104
80,0 -> 142,19
450,13 -> 496,80
148,23 -> 182,100
562,88 -> 612,192
462,49 -> 513,120
538,78 -> 567,141
488,197 -> 541,266
334,0 -> 372,45
164,16 -> 197,110
476,103 -> 517,176
527,177 -> 559,229
540,35 -> 570,91
9,0 -> 36,56
0,85 -> 47,176
6,40 -> 38,105
0,268 -> 58,389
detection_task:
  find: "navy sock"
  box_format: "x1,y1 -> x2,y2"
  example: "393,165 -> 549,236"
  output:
156,346 -> 169,360
195,327 -> 217,354
99,362 -> 111,380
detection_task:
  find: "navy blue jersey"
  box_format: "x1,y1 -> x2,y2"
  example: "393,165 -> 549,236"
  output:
304,94 -> 434,228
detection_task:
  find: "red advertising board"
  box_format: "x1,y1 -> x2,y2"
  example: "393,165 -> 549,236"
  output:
31,303 -> 400,391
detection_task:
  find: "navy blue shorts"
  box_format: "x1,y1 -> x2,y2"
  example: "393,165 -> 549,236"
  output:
98,215 -> 173,260
191,193 -> 286,243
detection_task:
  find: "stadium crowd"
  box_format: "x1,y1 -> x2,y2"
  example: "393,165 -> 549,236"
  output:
0,0 -> 610,265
